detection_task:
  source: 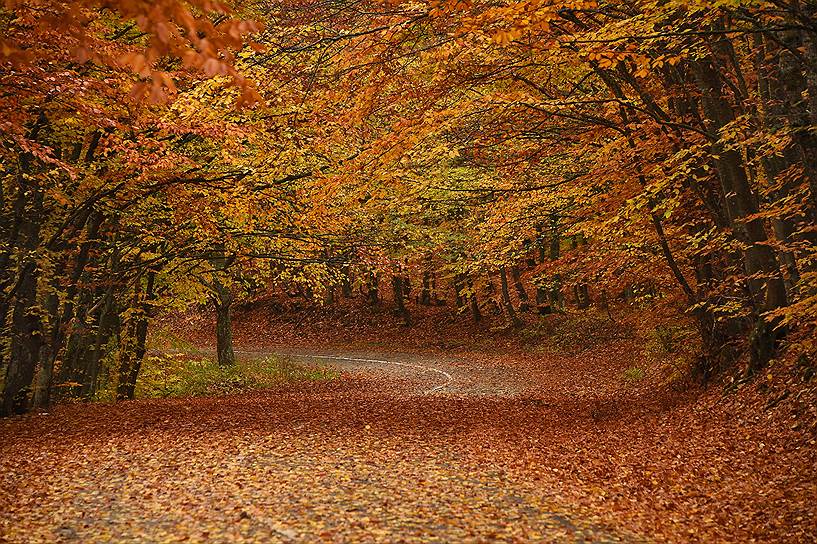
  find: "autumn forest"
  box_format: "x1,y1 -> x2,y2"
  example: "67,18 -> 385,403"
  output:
1,0 -> 817,542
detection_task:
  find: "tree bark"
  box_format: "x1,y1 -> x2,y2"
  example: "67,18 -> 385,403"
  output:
483,276 -> 501,316
538,224 -> 548,264
524,237 -> 536,267
31,292 -> 59,409
536,286 -> 551,315
548,213 -> 563,310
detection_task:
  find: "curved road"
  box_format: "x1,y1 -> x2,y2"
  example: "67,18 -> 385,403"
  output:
285,353 -> 455,394
0,347 -> 643,544
238,348 -> 527,397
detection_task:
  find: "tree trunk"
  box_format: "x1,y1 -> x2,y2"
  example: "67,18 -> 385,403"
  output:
538,224 -> 548,263
34,212 -> 103,408
117,271 -> 156,400
341,265 -> 353,298
467,278 -> 481,323
2,164 -> 44,416
574,284 -> 590,310
420,271 -> 432,305
547,213 -> 564,310
599,289 -> 610,315
692,57 -> 789,371
431,273 -> 444,305
392,274 -> 412,326
484,276 -> 501,316
2,261 -> 41,416
523,237 -> 536,267
779,32 -> 817,218
651,212 -> 695,304
213,278 -> 235,367
536,286 -> 552,315
510,266 -> 530,312
454,273 -> 465,311
123,306 -> 151,400
367,271 -> 379,305
78,240 -> 121,399
324,283 -> 335,305
31,292 -> 59,409
116,317 -> 139,401
499,267 -> 523,328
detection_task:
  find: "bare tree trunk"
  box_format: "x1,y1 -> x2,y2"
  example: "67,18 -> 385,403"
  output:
548,213 -> 564,310
77,238 -> 122,400
31,292 -> 59,409
431,273 -> 444,305
573,284 -> 590,310
124,307 -> 151,400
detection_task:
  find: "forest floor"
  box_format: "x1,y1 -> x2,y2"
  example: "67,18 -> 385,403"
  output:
2,301 -> 816,543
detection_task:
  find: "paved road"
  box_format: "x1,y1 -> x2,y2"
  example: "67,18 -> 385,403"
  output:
1,349 -> 643,543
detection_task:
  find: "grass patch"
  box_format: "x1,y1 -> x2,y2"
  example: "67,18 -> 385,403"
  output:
134,354 -> 337,399
242,356 -> 338,386
622,366 -> 646,382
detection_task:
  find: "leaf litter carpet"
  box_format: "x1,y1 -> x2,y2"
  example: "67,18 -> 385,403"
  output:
1,348 -> 815,543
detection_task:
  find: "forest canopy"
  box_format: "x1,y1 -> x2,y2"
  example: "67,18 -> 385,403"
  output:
1,0 -> 816,415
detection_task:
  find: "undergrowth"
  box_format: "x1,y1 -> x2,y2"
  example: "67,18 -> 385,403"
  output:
521,311 -> 628,354
125,354 -> 337,399
146,327 -> 203,355
643,324 -> 698,389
